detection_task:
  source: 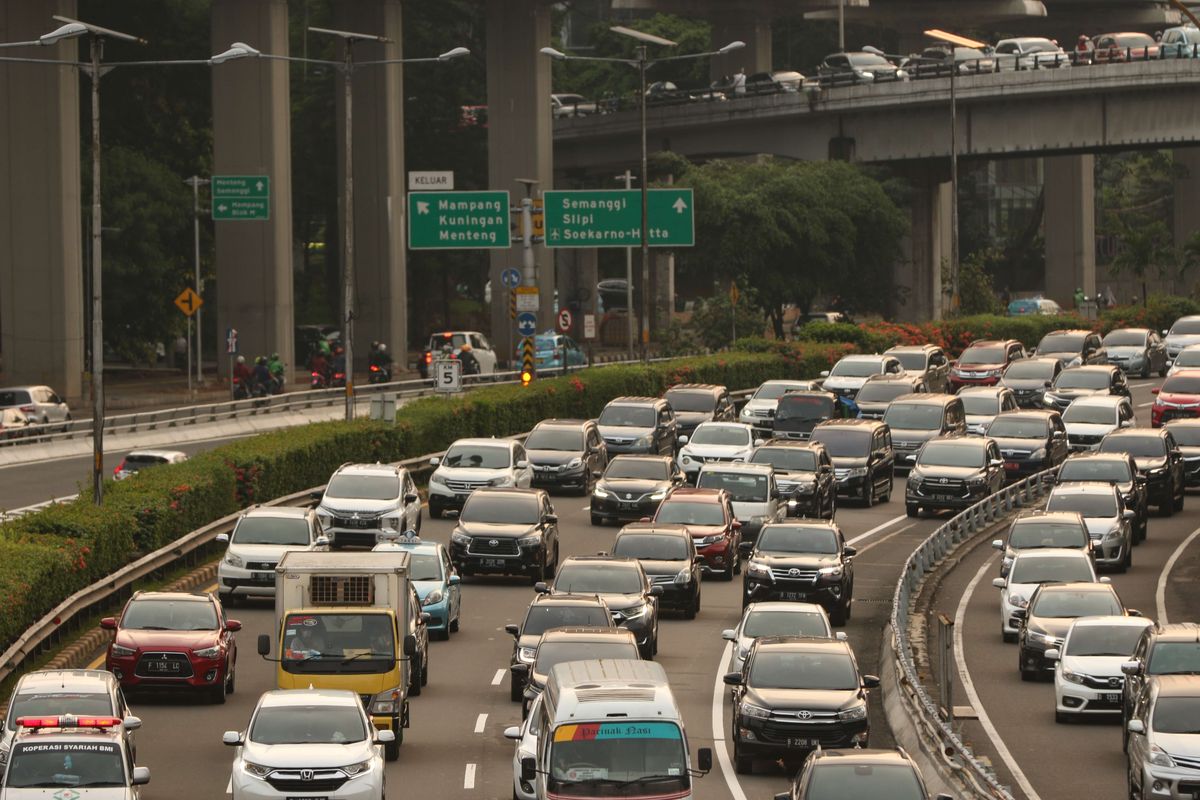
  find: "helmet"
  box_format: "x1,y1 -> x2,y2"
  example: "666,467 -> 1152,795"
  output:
378,343 -> 387,353
1078,35 -> 1088,42
335,346 -> 344,355
271,352 -> 279,360
256,356 -> 267,365
460,343 -> 472,352
236,355 -> 245,364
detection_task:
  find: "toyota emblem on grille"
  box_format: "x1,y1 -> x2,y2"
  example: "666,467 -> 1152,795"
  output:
301,769 -> 314,782
796,710 -> 813,720
939,477 -> 949,484
788,568 -> 801,577
489,539 -> 499,547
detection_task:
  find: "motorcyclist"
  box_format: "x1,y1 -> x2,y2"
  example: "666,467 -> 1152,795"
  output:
369,342 -> 393,381
233,355 -> 252,397
331,346 -> 347,380
267,352 -> 285,393
457,343 -> 481,376
251,356 -> 272,394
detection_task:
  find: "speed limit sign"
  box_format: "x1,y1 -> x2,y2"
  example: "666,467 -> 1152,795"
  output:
435,359 -> 462,394
556,308 -> 573,333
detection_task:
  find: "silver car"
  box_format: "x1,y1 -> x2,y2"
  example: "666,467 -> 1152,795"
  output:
0,385 -> 70,424
1165,315 -> 1200,363
1126,676 -> 1200,799
504,693 -> 542,800
722,601 -> 842,676
1045,482 -> 1135,572
959,386 -> 1019,435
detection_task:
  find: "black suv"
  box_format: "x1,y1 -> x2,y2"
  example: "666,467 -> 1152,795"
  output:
664,383 -> 736,437
1034,329 -> 1107,367
749,440 -> 836,519
610,523 -> 702,619
1099,428 -> 1185,515
725,636 -> 878,772
1121,623 -> 1200,745
853,375 -> 926,421
525,418 -> 607,494
987,410 -> 1069,480
776,747 -> 952,800
596,396 -> 677,455
1001,357 -> 1063,409
1057,451 -> 1149,542
538,556 -> 662,659
772,390 -> 854,441
448,488 -> 559,584
884,344 -> 952,393
503,594 -> 613,701
810,419 -> 895,507
1042,365 -> 1130,413
1164,419 -> 1200,486
905,436 -> 1004,516
740,521 -> 855,624
589,455 -> 684,526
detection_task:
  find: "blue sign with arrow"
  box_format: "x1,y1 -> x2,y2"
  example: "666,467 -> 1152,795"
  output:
516,312 -> 537,337
501,268 -> 521,289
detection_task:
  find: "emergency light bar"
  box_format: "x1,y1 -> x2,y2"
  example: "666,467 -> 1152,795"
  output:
17,715 -> 122,730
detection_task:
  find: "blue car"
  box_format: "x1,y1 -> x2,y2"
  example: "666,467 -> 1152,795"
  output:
374,534 -> 462,639
515,333 -> 587,371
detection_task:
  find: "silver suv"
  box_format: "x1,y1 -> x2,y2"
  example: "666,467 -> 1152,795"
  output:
316,463 -> 422,548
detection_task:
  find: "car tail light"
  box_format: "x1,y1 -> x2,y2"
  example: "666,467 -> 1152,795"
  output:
114,461 -> 125,475
370,365 -> 381,373
19,405 -> 34,413
424,352 -> 432,364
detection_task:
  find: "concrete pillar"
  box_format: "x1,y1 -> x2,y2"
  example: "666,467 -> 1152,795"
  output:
0,0 -> 84,402
211,0 -> 294,380
709,10 -> 772,81
486,0 -> 554,367
556,248 -> 598,341
894,169 -> 949,322
1043,154 -> 1096,309
1174,148 -> 1200,250
651,251 -> 675,334
334,0 -> 406,371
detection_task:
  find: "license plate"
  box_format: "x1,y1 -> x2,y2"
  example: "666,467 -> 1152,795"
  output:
251,572 -> 272,584
1103,692 -> 1121,703
619,502 -> 639,510
481,559 -> 507,569
146,661 -> 180,673
787,738 -> 817,748
1005,461 -> 1019,470
781,592 -> 808,601
286,796 -> 329,800
933,494 -> 956,502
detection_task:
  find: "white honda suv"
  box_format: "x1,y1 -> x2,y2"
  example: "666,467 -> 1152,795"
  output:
428,438 -> 533,518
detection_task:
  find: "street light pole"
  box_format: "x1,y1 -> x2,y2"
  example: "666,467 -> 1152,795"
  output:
615,170 -> 635,359
88,33 -> 103,501
184,176 -> 209,391
638,45 -> 650,361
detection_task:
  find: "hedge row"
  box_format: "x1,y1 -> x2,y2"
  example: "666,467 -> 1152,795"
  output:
0,344 -> 853,652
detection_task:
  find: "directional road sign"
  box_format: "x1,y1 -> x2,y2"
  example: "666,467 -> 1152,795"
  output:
408,190 -> 511,249
516,312 -> 537,337
174,287 -> 203,317
557,308 -> 573,333
501,268 -> 521,289
212,175 -> 269,221
542,188 -> 695,248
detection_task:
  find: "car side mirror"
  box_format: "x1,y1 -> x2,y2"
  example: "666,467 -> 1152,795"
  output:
1152,388 -> 1160,395
1044,380 -> 1053,388
732,520 -> 743,530
693,555 -> 704,565
222,730 -> 243,746
835,631 -> 848,641
649,585 -> 664,597
505,623 -> 520,638
1099,576 -> 1112,584
122,716 -> 142,732
376,729 -> 396,744
678,435 -> 689,445
429,456 -> 441,467
862,674 -> 881,689
738,541 -> 754,556
1128,719 -> 1146,734
820,370 -> 830,378
521,756 -> 537,782
257,633 -> 271,656
403,634 -> 418,656
1052,430 -> 1066,440
721,629 -> 736,641
1044,648 -> 1061,661
132,767 -> 151,786
215,533 -> 229,544
448,574 -> 461,585
722,672 -> 743,686
545,514 -> 558,524
226,620 -> 242,632
314,535 -> 330,548
843,545 -> 857,558
753,438 -> 765,448
990,459 -> 1004,468
1163,329 -> 1170,336
992,578 -> 1007,589
1011,609 -> 1027,620
534,582 -> 550,594
510,663 -> 530,677
404,493 -> 418,504
503,726 -> 521,741
1128,608 -> 1142,617
1123,510 -> 1136,520
420,612 -> 432,624
100,617 -> 117,630
991,539 -> 1004,550
517,460 -> 530,469
1121,660 -> 1142,676
698,747 -> 713,773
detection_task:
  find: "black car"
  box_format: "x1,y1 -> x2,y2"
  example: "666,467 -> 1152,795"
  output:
1041,365 -> 1130,413
776,747 -> 952,800
905,436 -> 1005,516
503,594 -> 613,701
590,455 -> 684,525
773,390 -> 854,441
596,396 -> 677,456
1164,419 -> 1200,487
740,521 -> 855,623
1034,329 -> 1107,367
883,344 -> 951,393
852,374 -> 926,420
1057,451 -> 1149,542
1099,428 -> 1185,515
664,383 -> 736,437
448,488 -> 559,584
1121,622 -> 1200,745
525,418 -> 607,494
725,637 -> 877,772
1001,357 -> 1063,409
748,440 -> 836,519
538,556 -> 662,659
810,419 -> 895,506
1103,327 -> 1168,378
817,51 -> 906,86
1015,581 -> 1127,680
610,523 -> 702,618
987,410 -> 1069,480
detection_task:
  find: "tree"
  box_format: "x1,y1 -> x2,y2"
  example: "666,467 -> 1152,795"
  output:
1099,152 -> 1181,304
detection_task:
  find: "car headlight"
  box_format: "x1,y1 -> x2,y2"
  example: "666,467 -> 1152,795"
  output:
795,482 -> 816,495
896,68 -> 909,79
243,761 -> 272,779
593,485 -> 612,498
1031,448 -> 1047,460
681,455 -> 694,465
1043,396 -> 1058,406
422,589 -> 444,606
740,703 -> 771,719
859,70 -> 875,79
674,568 -> 693,585
517,533 -> 542,547
746,560 -> 770,577
621,604 -> 648,619
696,533 -> 725,545
381,514 -> 403,531
429,472 -> 448,487
838,704 -> 868,721
193,645 -> 221,659
847,467 -> 868,478
1067,357 -> 1082,367
1149,745 -> 1176,768
489,475 -> 513,487
648,489 -> 668,501
968,475 -> 988,487
1028,630 -> 1055,645
1148,467 -> 1166,476
224,552 -> 245,569
1103,526 -> 1123,541
565,458 -> 583,470
819,565 -> 844,579
635,435 -> 652,447
1061,668 -> 1085,685
370,688 -> 402,715
1009,594 -> 1029,609
342,759 -> 372,778
110,644 -> 136,658
450,530 -> 472,545
518,646 -> 537,662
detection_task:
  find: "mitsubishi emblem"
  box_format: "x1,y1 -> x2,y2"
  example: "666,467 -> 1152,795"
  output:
489,539 -> 500,547
301,769 -> 314,782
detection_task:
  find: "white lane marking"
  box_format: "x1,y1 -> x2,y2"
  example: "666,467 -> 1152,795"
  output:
580,504 -> 591,511
464,763 -> 477,789
711,641 -> 749,800
225,778 -> 232,795
1156,524 -> 1200,624
492,668 -> 505,686
474,713 -> 488,734
847,513 -> 908,545
955,555 -> 1043,800
1137,401 -> 1155,408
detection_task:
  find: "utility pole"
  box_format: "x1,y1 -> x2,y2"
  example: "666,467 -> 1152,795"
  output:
638,44 -> 650,361
184,175 -> 209,390
618,169 -> 635,359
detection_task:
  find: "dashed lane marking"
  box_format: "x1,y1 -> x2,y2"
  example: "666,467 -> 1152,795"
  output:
492,668 -> 506,686
710,641 -> 749,800
474,713 -> 488,734
464,763 -> 477,789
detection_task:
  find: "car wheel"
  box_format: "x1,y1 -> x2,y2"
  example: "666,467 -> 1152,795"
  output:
1141,362 -> 1151,379
208,681 -> 226,705
1175,482 -> 1185,511
409,657 -> 423,696
906,503 -> 919,518
733,743 -> 752,775
687,589 -> 700,620
226,661 -> 236,695
429,502 -> 443,520
590,513 -> 604,526
862,481 -> 874,508
1122,544 -> 1132,572
529,560 -> 545,586
1055,710 -> 1070,724
1018,650 -> 1035,682
384,733 -> 401,761
722,562 -> 735,582
880,482 -> 892,503
421,653 -> 429,686
830,602 -> 848,627
219,592 -> 240,608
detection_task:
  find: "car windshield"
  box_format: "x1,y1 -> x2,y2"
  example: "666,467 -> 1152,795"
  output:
655,501 -> 725,526
749,651 -> 858,689
1148,643 -> 1200,674
428,333 -> 468,350
1010,555 -> 1094,584
666,390 -> 716,413
443,445 -> 511,469
742,610 -> 830,638
525,429 -> 584,451
281,612 -> 395,667
1175,350 -> 1200,368
856,381 -> 917,403
605,459 -> 669,480
754,382 -> 811,400
696,472 -> 768,501
554,564 -> 643,595
848,53 -> 890,66
1168,426 -> 1200,447
1032,590 -> 1121,618
547,722 -> 688,795
804,764 -> 925,800
613,534 -> 688,561
599,405 -> 656,428
324,473 -> 399,500
919,442 -> 984,468
1056,371 -> 1110,390
887,352 -> 930,372
884,403 -> 945,430
1162,375 -> 1200,394
1104,330 -> 1147,347
1008,521 -> 1086,549
1059,459 -> 1132,483
1100,436 -> 1166,458
757,526 -> 839,554
122,454 -> 168,470
1039,333 -> 1085,353
829,359 -> 884,378
960,346 -> 1006,364
535,641 -> 639,672
1153,697 -> 1200,734
689,426 -> 751,447
1005,361 -> 1055,380
233,517 -> 312,546
1025,40 -> 1060,53
121,599 -> 216,631
250,704 -> 367,745
460,494 -> 539,525
408,553 -> 443,582
1066,625 -> 1145,657
750,447 -> 817,472
987,417 -> 1048,439
1063,404 -> 1118,425
523,605 -> 610,636
6,742 -> 126,788
960,394 -> 1000,415
777,395 -> 835,421
810,428 -> 870,458
7,694 -> 114,731
1172,319 -> 1200,335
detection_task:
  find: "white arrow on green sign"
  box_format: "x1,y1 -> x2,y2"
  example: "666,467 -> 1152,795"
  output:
408,190 -> 511,249
542,188 -> 694,248
212,175 -> 269,221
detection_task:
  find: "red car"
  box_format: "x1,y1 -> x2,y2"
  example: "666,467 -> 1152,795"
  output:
103,591 -> 240,704
650,486 -> 742,580
948,339 -> 1026,391
1151,370 -> 1200,427
1091,32 -> 1159,63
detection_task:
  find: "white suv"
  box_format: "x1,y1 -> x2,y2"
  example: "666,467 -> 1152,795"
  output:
316,463 -> 422,548
0,385 -> 70,423
695,462 -> 783,541
217,507 -> 327,605
428,438 -> 533,518
677,422 -> 761,483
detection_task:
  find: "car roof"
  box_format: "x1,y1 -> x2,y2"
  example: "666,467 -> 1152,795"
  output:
808,748 -> 916,767
1068,394 -> 1125,407
761,520 -> 839,534
1148,622 -> 1200,640
697,462 -> 773,476
1036,581 -> 1116,594
129,591 -> 211,603
468,487 -> 543,499
533,419 -> 591,430
1012,547 -> 1092,562
126,449 -> 187,459
240,506 -> 312,520
1050,481 -> 1119,495
662,487 -> 723,502
814,418 -> 887,430
538,627 -> 638,643
885,344 -> 940,352
923,436 -> 983,448
1166,369 -> 1200,379
758,439 -> 826,450
1061,365 -> 1118,374
530,593 -> 610,608
1007,356 -> 1061,367
752,636 -> 852,654
995,410 -> 1057,421
967,339 -> 1020,347
861,374 -> 922,384
258,688 -> 363,708
609,453 -> 674,463
1043,328 -> 1092,337
743,601 -> 827,615
447,438 -> 516,448
607,396 -> 663,406
837,354 -> 888,362
666,384 -> 724,393
15,669 -> 117,694
1150,675 -> 1200,698
559,555 -> 641,568
1012,509 -> 1087,525
692,421 -> 752,432
958,385 -> 1008,395
1105,428 -> 1168,440
1069,614 -> 1152,630
1106,327 -> 1151,335
616,522 -> 690,537
891,393 -> 956,405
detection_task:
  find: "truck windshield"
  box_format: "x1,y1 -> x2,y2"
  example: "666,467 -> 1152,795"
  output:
548,721 -> 689,797
281,613 -> 395,674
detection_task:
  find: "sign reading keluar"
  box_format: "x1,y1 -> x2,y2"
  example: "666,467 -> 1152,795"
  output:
408,191 -> 511,249
542,189 -> 694,248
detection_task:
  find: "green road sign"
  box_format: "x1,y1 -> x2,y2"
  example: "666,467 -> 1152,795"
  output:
212,175 -> 269,221
542,188 -> 695,248
408,190 -> 511,249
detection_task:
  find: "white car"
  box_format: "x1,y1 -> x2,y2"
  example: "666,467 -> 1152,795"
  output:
819,355 -> 905,399
1167,343 -> 1200,376
721,601 -> 842,675
0,385 -> 70,423
958,386 -> 1019,435
993,37 -> 1072,70
316,463 -> 422,547
1063,395 -> 1135,451
113,449 -> 188,480
1126,676 -> 1200,800
1046,615 -> 1152,722
217,507 -> 328,605
738,379 -> 818,432
428,438 -> 532,518
676,421 -> 761,482
993,548 -> 1103,642
224,689 -> 395,797
1045,482 -> 1136,572
696,462 -> 784,541
1164,315 -> 1200,363
503,693 -> 542,800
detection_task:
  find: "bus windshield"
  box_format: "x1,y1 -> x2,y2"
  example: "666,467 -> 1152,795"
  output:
547,721 -> 689,797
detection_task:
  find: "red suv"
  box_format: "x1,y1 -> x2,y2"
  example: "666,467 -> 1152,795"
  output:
949,339 -> 1026,391
1152,370 -> 1200,427
102,591 -> 240,704
650,486 -> 742,580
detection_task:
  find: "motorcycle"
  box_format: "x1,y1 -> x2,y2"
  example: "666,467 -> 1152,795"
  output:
331,370 -> 347,388
233,376 -> 251,400
368,363 -> 392,384
310,369 -> 330,390
267,373 -> 285,395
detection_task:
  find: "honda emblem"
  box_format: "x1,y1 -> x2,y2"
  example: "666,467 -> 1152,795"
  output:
301,769 -> 314,782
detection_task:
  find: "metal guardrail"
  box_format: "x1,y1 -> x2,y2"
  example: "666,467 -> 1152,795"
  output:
889,468 -> 1059,800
